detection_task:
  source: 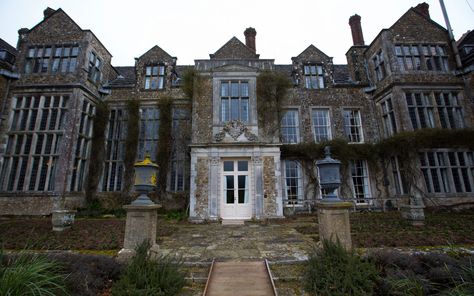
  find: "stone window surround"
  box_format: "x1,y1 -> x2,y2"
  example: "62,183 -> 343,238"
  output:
349,159 -> 372,204
403,90 -> 465,131
303,63 -> 325,89
419,149 -> 474,195
372,49 -> 386,82
394,43 -> 449,72
0,94 -> 69,192
342,107 -> 364,143
87,51 -> 102,84
143,64 -> 166,90
280,107 -> 301,144
25,44 -> 80,74
379,95 -> 398,137
310,106 -> 333,143
211,71 -> 258,137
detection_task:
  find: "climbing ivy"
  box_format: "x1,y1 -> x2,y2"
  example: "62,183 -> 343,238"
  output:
122,99 -> 140,202
256,70 -> 291,140
156,97 -> 173,195
181,68 -> 203,99
85,101 -> 109,204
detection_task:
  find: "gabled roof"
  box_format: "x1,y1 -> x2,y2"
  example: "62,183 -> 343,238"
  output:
26,8 -> 113,57
292,44 -> 331,62
136,45 -> 174,62
0,38 -> 18,55
210,37 -> 259,59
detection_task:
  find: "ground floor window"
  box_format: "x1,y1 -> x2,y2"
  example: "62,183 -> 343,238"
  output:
391,156 -> 408,195
284,160 -> 303,204
350,160 -> 371,203
419,150 -> 474,193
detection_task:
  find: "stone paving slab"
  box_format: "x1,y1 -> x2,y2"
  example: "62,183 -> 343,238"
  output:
157,222 -> 314,263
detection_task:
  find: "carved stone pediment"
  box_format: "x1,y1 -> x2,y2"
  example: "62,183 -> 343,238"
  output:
212,63 -> 258,73
214,120 -> 258,142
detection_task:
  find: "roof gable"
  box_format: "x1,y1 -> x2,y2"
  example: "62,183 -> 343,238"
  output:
137,45 -> 174,64
28,9 -> 83,38
389,8 -> 447,41
211,37 -> 259,59
292,44 -> 331,63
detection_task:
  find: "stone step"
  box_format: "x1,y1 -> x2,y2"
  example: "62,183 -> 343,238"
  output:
221,219 -> 245,225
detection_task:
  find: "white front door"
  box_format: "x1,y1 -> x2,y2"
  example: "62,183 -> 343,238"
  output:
221,159 -> 252,219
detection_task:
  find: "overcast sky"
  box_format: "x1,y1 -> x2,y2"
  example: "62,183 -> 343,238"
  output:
0,0 -> 473,66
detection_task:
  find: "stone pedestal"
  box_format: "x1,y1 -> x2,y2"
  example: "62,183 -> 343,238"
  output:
316,200 -> 352,250
400,204 -> 425,226
52,210 -> 76,231
118,203 -> 161,259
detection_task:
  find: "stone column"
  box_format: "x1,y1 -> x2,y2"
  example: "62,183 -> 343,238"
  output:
316,200 -> 352,250
118,203 -> 162,259
253,156 -> 263,219
209,156 -> 220,219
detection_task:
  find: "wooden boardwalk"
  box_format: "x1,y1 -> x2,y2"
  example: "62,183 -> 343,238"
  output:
203,260 -> 277,296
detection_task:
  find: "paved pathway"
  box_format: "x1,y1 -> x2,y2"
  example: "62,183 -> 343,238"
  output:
157,221 -> 314,263
204,261 -> 275,296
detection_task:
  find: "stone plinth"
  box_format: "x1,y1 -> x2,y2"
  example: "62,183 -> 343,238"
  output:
51,210 -> 76,231
400,204 -> 425,226
316,200 -> 352,250
118,203 -> 161,259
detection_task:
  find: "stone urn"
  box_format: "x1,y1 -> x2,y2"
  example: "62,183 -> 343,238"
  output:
52,210 -> 77,231
400,195 -> 425,226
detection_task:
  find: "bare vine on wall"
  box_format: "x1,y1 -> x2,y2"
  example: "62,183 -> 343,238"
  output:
122,99 -> 140,202
256,70 -> 291,142
85,101 -> 109,204
156,97 -> 173,196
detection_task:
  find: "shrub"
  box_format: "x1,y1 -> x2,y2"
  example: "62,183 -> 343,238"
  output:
47,252 -> 122,296
0,249 -> 68,296
304,240 -> 379,296
112,241 -> 185,296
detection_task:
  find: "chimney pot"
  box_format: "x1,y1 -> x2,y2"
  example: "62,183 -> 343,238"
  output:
414,2 -> 430,19
244,27 -> 257,53
349,14 -> 365,46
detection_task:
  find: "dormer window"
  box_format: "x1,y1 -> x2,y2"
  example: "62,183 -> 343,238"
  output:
303,64 -> 324,89
144,65 -> 166,90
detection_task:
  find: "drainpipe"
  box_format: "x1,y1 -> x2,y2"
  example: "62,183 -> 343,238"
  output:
439,0 -> 463,69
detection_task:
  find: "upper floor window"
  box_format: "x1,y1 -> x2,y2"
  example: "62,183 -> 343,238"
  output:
312,109 -> 331,142
281,109 -> 299,144
435,92 -> 464,129
343,109 -> 363,143
220,81 -> 249,123
395,44 -> 449,72
406,91 -> 464,130
380,97 -> 397,137
25,45 -> 79,74
303,64 -> 324,89
144,65 -> 166,90
0,50 -> 15,65
88,52 -> 102,83
372,50 -> 386,81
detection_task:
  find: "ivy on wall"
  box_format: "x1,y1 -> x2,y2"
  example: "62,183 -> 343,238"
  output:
156,97 -> 173,195
85,101 -> 109,204
122,99 -> 140,202
181,68 -> 203,99
282,128 -> 474,198
256,70 -> 291,140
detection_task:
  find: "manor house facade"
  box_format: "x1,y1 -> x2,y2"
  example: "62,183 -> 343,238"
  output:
1,3 -> 473,220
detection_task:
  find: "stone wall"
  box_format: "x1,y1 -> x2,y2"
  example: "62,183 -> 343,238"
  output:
0,193 -> 84,215
191,76 -> 213,144
193,157 -> 209,220
263,156 -> 278,217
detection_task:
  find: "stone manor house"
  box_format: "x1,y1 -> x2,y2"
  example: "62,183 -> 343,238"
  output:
0,3 -> 473,221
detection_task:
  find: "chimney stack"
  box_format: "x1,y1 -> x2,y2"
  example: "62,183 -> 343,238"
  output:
349,14 -> 365,46
244,27 -> 257,53
414,2 -> 430,19
43,7 -> 56,19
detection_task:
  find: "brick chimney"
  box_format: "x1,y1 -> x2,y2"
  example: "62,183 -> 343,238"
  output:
43,7 -> 56,19
244,27 -> 257,53
349,14 -> 365,46
414,2 -> 430,19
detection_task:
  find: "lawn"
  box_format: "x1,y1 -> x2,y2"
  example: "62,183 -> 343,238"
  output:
1,210 -> 473,251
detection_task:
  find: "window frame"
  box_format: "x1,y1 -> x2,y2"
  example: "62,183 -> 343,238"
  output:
144,65 -> 166,90
280,109 -> 300,144
303,64 -> 325,89
395,44 -> 449,72
343,109 -> 364,143
283,160 -> 303,205
219,80 -> 250,123
349,159 -> 372,204
311,108 -> 331,143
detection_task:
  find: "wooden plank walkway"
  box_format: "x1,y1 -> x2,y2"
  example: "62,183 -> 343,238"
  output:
203,260 -> 277,296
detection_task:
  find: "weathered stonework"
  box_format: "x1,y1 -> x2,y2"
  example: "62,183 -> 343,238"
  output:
193,157 -> 209,220
263,156 -> 278,217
